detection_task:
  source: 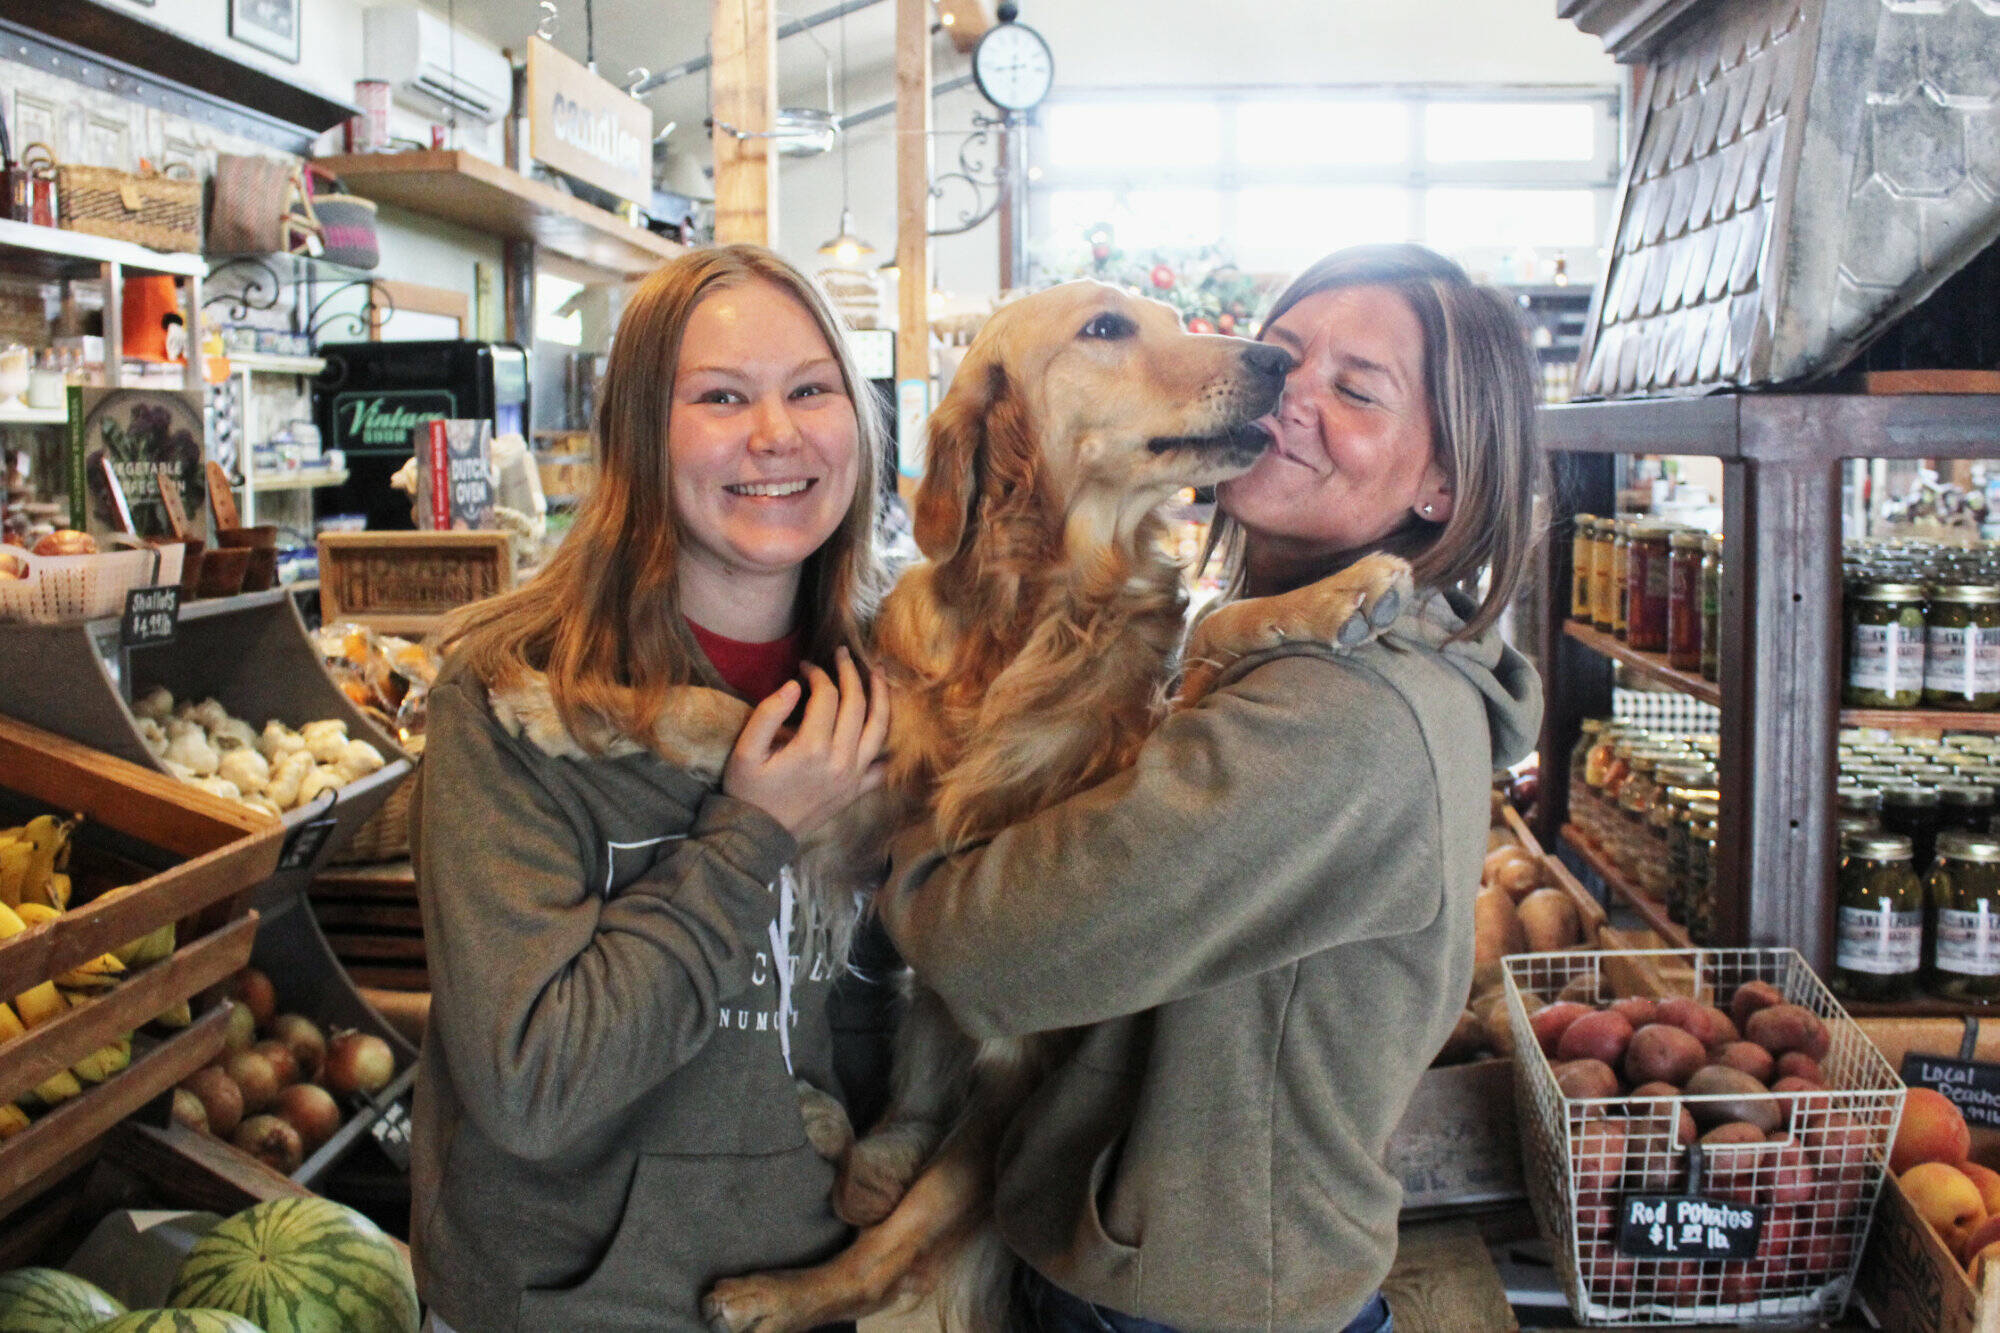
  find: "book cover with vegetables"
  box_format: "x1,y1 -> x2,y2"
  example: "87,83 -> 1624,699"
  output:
65,386 -> 206,538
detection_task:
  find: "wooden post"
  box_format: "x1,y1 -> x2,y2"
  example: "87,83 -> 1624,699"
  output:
894,0 -> 932,485
711,0 -> 776,246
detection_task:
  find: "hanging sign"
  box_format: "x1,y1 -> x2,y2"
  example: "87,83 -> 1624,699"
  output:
525,36 -> 653,204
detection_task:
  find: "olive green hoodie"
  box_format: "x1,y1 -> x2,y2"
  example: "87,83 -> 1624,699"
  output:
409,662 -> 853,1332
881,588 -> 1541,1332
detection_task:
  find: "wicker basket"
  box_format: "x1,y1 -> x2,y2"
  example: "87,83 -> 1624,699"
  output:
330,737 -> 420,863
56,160 -> 202,253
0,544 -> 180,624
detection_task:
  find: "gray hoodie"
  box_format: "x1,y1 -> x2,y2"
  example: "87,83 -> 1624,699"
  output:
408,662 -> 852,1331
881,588 -> 1541,1332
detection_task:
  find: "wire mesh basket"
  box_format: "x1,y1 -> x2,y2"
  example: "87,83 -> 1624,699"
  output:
1503,947 -> 1905,1326
0,544 -> 179,624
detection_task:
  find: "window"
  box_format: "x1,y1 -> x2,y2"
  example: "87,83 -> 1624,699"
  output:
1235,186 -> 1412,269
1043,102 -> 1222,169
1044,189 -> 1226,251
1236,100 -> 1408,166
1427,188 -> 1600,250
1426,100 -> 1598,163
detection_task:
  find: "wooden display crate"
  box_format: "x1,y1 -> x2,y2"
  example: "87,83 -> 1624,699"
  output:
0,715 -> 283,1218
318,530 -> 513,637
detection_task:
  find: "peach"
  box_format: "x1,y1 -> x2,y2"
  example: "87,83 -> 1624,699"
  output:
1963,1161 -> 2000,1218
1903,1161 -> 1988,1255
1892,1088 -> 1973,1174
1959,1212 -> 2000,1267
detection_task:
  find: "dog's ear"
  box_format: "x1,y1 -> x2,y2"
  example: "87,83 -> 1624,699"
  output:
913,360 -> 1002,560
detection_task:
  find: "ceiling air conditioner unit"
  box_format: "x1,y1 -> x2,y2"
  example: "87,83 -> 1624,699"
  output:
363,5 -> 512,124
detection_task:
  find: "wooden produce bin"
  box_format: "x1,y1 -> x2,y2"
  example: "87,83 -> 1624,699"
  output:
1856,1018 -> 2000,1333
318,530 -> 513,638
1386,800 -> 1611,1214
0,715 -> 282,1223
0,588 -> 413,911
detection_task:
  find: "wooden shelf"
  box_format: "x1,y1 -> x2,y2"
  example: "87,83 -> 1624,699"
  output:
1841,707 -> 2000,735
243,468 -> 348,493
1559,824 -> 1695,950
1563,620 -> 1721,707
0,404 -> 67,425
230,352 -> 326,376
1838,995 -> 2000,1018
311,151 -> 686,282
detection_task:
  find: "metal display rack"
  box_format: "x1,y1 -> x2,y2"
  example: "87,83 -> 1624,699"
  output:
1535,392 -> 2000,980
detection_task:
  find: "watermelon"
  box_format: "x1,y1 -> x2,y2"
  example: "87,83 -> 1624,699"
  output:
167,1197 -> 417,1333
0,1266 -> 125,1331
93,1313 -> 263,1333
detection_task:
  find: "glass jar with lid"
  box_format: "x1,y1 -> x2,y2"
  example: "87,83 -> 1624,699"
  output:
1929,832 -> 2000,1000
1655,765 -> 1718,904
1924,584 -> 2000,709
1572,517 -> 1599,621
1700,534 -> 1723,682
1883,784 -> 1945,872
1611,520 -> 1633,640
1844,582 -> 1928,708
1668,529 -> 1707,670
1685,812 -> 1719,943
1835,831 -> 1924,1002
1625,522 -> 1676,652
1568,717 -> 1605,813
1590,519 -> 1620,632
1939,782 -> 1997,835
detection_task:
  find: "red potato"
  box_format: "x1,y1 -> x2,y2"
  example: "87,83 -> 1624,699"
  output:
1530,1001 -> 1596,1058
1556,1059 -> 1622,1101
1731,979 -> 1785,1031
1557,1009 -> 1636,1067
1575,1117 -> 1630,1199
1654,997 -> 1723,1047
1624,1023 -> 1708,1087
1608,996 -> 1659,1027
1701,1007 -> 1741,1047
1685,1064 -> 1783,1133
1774,1051 -> 1824,1084
1626,1081 -> 1697,1151
1712,1040 -> 1776,1085
1743,1004 -> 1832,1061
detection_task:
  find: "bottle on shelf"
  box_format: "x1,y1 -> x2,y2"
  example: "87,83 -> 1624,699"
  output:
1700,533 -> 1723,683
1667,529 -> 1707,671
1834,830 -> 1925,1003
1922,584 -> 2000,711
1844,582 -> 1929,708
1928,831 -> 2000,1002
1624,521 -> 1676,653
1572,516 -> 1599,621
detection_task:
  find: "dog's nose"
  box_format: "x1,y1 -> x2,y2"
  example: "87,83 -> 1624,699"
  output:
1242,342 -> 1292,381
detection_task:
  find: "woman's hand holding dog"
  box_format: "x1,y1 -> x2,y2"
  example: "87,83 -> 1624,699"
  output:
725,646 -> 891,838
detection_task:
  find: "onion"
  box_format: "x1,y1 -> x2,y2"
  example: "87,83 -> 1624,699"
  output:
323,1030 -> 395,1097
31,528 -> 96,556
253,1038 -> 300,1088
233,1114 -> 304,1174
267,1013 -> 326,1082
179,1066 -> 243,1138
274,1082 -> 342,1151
224,1050 -> 279,1115
233,967 -> 278,1029
171,1086 -> 209,1134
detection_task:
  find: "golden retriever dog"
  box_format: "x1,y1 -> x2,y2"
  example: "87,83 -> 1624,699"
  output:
702,281 -> 1411,1333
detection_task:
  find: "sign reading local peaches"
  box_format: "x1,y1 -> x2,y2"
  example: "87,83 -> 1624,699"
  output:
525,36 -> 653,204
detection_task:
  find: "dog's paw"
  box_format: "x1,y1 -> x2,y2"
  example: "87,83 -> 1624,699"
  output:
796,1079 -> 855,1162
704,1276 -> 806,1333
1327,552 -> 1415,646
835,1131 -> 927,1228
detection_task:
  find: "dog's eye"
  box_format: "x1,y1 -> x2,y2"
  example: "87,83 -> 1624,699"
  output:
1079,313 -> 1136,341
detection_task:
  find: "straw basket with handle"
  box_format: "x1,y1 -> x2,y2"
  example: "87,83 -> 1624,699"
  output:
53,152 -> 202,253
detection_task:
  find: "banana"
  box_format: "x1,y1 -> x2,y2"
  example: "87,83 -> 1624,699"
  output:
0,841 -> 29,908
114,921 -> 176,968
18,815 -> 72,908
71,1035 -> 131,1083
151,998 -> 192,1029
28,1068 -> 81,1106
0,1001 -> 22,1043
55,951 -> 124,992
0,1103 -> 26,1138
35,872 -> 69,912
14,983 -> 64,1028
13,902 -> 57,926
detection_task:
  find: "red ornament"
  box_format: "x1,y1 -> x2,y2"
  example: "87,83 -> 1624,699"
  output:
1150,264 -> 1176,290
1217,313 -> 1236,334
1186,316 -> 1216,334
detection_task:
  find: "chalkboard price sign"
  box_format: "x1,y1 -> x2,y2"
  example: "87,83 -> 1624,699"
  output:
1617,1195 -> 1765,1260
120,584 -> 179,649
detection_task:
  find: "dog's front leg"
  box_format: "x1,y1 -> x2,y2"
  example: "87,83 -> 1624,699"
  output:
834,984 -> 977,1227
1177,552 -> 1413,707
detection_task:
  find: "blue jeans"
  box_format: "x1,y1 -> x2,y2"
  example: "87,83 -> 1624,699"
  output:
1015,1266 -> 1393,1333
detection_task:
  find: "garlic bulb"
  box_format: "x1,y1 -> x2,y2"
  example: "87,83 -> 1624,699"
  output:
209,717 -> 259,752
164,717 -> 203,742
160,759 -> 195,780
188,775 -> 242,803
217,747 -> 271,796
296,765 -> 344,807
136,717 -> 169,759
266,749 -> 315,809
300,719 -> 348,746
165,727 -> 220,777
190,698 -> 232,733
258,720 -> 306,764
133,686 -> 175,721
306,725 -> 351,765
241,795 -> 284,820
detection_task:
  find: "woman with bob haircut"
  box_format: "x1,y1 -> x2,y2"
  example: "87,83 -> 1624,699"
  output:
410,243 -> 893,1331
880,243 -> 1545,1333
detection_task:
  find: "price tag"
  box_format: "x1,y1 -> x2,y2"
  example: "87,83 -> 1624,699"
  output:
120,584 -> 179,649
1617,1195 -> 1765,1260
1901,1053 -> 2000,1128
369,1097 -> 412,1170
277,816 -> 337,870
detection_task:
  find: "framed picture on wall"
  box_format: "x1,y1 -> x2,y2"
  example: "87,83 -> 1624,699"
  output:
229,0 -> 300,63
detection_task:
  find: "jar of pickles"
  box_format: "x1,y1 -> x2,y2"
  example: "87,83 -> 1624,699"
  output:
1923,584 -> 2000,709
1668,529 -> 1706,670
1939,782 -> 1997,835
1685,808 -> 1719,943
1700,534 -> 1723,682
1883,784 -> 1945,872
1845,582 -> 1928,708
1835,831 -> 1924,1002
1590,519 -> 1620,632
1625,522 -> 1676,652
1572,516 -> 1599,621
1930,831 -> 2000,1001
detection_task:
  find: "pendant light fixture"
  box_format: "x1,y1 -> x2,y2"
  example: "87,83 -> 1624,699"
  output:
817,4 -> 874,264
